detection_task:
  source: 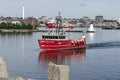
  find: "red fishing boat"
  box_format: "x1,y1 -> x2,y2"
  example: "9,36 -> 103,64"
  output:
38,12 -> 86,50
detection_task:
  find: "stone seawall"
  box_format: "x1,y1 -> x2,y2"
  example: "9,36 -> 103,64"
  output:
0,29 -> 39,33
0,56 -> 24,80
0,29 -> 86,33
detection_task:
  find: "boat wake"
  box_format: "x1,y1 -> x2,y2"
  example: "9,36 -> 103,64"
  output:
87,41 -> 120,49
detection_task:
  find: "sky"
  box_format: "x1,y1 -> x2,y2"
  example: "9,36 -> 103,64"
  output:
0,0 -> 120,19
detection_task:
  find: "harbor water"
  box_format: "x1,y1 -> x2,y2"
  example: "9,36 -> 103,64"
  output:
0,28 -> 120,80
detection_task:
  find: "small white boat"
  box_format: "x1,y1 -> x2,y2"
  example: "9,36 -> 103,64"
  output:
87,24 -> 95,32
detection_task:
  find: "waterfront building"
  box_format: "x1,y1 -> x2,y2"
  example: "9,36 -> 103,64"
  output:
117,18 -> 120,24
38,16 -> 50,26
79,16 -> 90,27
23,17 -> 38,27
103,20 -> 117,27
94,16 -> 104,27
0,17 -> 21,24
95,16 -> 103,23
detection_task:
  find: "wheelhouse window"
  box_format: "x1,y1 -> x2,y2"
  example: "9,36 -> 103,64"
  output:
42,35 -> 66,39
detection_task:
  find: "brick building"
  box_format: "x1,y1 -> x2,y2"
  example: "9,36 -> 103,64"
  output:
23,17 -> 38,27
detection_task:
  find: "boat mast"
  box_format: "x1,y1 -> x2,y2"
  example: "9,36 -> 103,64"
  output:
56,12 -> 62,34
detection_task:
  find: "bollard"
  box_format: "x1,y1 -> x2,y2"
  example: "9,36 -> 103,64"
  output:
48,62 -> 69,80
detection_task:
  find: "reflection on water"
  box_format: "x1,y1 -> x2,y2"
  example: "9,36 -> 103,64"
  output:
88,33 -> 95,41
39,49 -> 86,65
0,32 -> 33,42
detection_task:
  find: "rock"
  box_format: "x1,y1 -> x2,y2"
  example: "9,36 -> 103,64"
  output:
0,77 -> 24,80
0,57 -> 8,78
15,77 -> 25,80
48,62 -> 69,80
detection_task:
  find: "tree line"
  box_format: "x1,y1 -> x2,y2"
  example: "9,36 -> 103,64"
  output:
0,22 -> 34,29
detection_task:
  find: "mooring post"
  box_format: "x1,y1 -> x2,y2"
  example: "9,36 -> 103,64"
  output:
48,62 -> 69,80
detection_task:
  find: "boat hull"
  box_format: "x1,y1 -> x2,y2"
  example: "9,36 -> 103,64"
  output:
38,38 -> 86,50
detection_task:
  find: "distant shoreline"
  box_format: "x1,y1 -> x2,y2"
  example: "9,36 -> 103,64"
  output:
0,29 -> 40,33
0,29 -> 94,33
